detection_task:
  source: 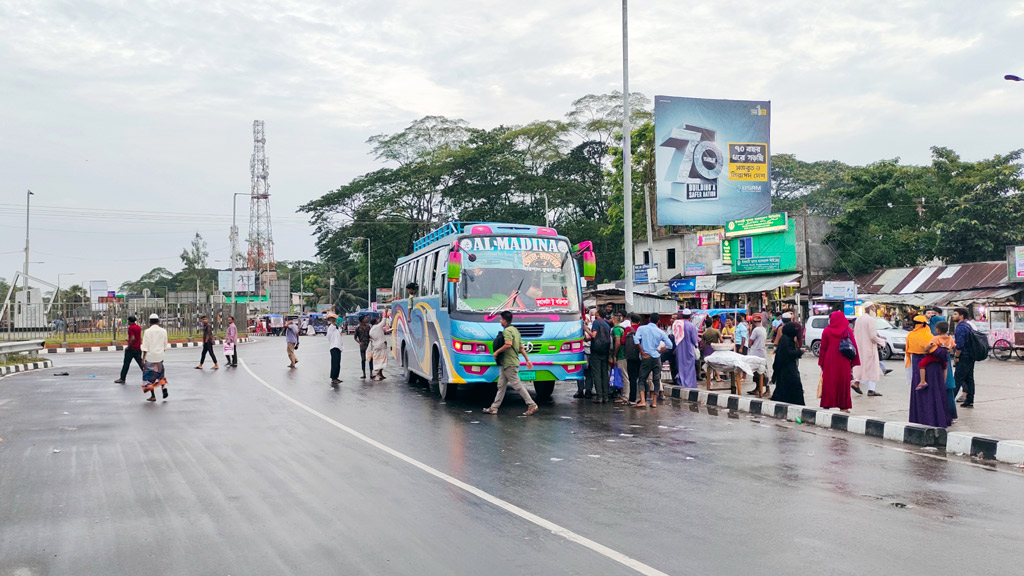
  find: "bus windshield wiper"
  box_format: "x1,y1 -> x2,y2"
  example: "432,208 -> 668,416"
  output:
484,278 -> 524,321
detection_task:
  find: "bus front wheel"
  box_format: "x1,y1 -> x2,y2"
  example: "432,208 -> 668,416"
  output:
430,353 -> 457,401
533,381 -> 555,402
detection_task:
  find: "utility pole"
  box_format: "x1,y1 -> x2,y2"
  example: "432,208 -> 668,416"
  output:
802,204 -> 812,317
24,190 -> 33,307
621,0 -> 634,312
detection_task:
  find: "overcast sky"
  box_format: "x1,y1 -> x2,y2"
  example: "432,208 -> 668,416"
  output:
2,0 -> 1022,289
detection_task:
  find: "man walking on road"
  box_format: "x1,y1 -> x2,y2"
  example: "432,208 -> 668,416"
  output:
354,314 -> 372,378
286,317 -> 300,368
483,311 -> 538,416
633,313 -> 672,408
952,307 -> 977,408
225,316 -> 239,367
141,313 -> 169,402
114,315 -> 144,384
327,313 -> 343,386
195,315 -> 218,370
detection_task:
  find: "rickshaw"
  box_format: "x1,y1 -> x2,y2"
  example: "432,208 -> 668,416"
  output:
986,305 -> 1024,360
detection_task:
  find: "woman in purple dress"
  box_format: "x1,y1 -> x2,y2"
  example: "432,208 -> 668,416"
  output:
909,343 -> 953,428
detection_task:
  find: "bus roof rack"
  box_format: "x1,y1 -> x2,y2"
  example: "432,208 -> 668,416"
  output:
413,222 -> 467,252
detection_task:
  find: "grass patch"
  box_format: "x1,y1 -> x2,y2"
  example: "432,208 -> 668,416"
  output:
1,353 -> 42,367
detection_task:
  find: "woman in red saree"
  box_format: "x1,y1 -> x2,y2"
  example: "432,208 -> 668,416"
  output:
818,310 -> 860,411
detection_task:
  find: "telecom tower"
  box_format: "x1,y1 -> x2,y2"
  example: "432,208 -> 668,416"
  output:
247,120 -> 276,295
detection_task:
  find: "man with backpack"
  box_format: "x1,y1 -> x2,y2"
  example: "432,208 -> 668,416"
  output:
611,312 -> 632,405
589,308 -> 614,403
952,307 -> 981,408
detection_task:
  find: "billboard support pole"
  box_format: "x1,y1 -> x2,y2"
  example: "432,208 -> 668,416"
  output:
802,204 -> 812,316
622,0 -> 634,312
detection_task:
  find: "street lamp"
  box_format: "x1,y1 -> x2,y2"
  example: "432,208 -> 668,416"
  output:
230,192 -> 249,320
1005,74 -> 1023,82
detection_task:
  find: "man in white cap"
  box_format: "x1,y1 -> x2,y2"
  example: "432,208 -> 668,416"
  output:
140,313 -> 170,402
671,309 -> 700,388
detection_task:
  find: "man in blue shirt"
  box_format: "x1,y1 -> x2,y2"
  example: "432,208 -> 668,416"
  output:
951,307 -> 976,408
285,318 -> 301,368
633,313 -> 673,408
734,316 -> 749,354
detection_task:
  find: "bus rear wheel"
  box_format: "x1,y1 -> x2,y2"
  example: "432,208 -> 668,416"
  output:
430,353 -> 457,401
533,381 -> 555,402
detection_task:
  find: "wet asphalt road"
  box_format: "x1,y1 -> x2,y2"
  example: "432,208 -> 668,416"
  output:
1,337 -> 1022,575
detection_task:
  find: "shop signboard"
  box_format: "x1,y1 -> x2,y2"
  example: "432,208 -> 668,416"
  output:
697,230 -> 723,247
684,263 -> 706,276
729,220 -> 799,276
1009,245 -> 1024,282
669,278 -> 697,292
711,259 -> 732,274
725,212 -> 788,238
634,264 -> 659,284
655,96 -> 771,226
721,241 -> 732,265
695,275 -> 717,291
823,281 -> 857,300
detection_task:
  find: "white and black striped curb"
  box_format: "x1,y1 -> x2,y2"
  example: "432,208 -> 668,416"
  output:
43,338 -> 250,354
665,384 -> 1024,466
0,359 -> 53,377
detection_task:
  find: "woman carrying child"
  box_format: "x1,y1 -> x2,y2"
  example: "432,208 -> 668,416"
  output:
909,318 -> 953,428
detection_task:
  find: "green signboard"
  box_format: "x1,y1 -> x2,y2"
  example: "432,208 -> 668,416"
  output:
729,220 -> 798,275
735,256 -> 781,273
724,212 -> 788,238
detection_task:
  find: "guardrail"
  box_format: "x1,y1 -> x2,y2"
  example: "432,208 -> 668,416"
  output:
0,339 -> 45,363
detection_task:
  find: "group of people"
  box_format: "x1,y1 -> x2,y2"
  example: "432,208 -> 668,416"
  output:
113,313 -> 172,402
815,303 -> 980,428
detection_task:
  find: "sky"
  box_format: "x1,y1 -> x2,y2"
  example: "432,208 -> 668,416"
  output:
1,0 -> 1022,290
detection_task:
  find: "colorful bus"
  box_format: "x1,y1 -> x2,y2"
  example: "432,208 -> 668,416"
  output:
390,222 -> 596,401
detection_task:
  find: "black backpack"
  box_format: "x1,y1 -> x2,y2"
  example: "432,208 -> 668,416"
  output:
493,330 -> 506,353
591,318 -> 613,357
966,323 -> 989,362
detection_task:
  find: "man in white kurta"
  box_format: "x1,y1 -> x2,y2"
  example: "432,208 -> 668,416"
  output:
852,303 -> 886,396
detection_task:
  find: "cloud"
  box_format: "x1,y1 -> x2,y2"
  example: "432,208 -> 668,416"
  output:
1,0 -> 1022,285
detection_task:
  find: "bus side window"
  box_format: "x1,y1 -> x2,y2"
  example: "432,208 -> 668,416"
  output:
426,251 -> 438,296
439,251 -> 449,307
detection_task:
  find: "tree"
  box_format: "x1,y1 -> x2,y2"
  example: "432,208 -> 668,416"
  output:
825,159 -> 939,274
770,154 -> 853,217
931,147 -> 1024,263
180,230 -> 209,289
566,92 -> 652,147
119,267 -> 174,294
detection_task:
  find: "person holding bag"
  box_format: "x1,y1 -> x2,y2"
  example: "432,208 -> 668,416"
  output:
817,310 -> 859,412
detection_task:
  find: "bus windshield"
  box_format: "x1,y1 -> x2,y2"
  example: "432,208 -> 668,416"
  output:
456,238 -> 579,314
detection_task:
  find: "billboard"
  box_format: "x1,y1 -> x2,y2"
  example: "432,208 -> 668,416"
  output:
655,96 -> 771,225
1009,245 -> 1024,282
218,270 -> 257,293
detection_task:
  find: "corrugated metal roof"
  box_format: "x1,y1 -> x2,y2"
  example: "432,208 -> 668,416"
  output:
857,261 -> 1012,295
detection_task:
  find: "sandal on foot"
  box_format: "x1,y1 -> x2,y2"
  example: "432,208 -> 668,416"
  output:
482,407 -> 498,414
523,405 -> 538,416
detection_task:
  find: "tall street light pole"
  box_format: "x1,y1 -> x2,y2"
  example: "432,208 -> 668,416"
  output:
621,0 -> 634,312
24,190 -> 33,303
231,192 -> 249,321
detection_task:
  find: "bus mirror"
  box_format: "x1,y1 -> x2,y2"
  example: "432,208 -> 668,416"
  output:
582,251 -> 596,281
447,250 -> 462,283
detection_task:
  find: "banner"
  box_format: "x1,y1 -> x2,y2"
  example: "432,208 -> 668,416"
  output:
655,96 -> 771,225
684,263 -> 706,276
218,270 -> 257,293
823,281 -> 857,300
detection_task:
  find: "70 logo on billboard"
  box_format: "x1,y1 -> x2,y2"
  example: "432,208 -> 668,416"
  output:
660,124 -> 724,200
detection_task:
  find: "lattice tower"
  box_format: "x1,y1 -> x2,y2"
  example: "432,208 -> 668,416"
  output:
247,120 -> 276,294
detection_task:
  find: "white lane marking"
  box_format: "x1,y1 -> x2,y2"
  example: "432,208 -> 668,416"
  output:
240,359 -> 670,576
